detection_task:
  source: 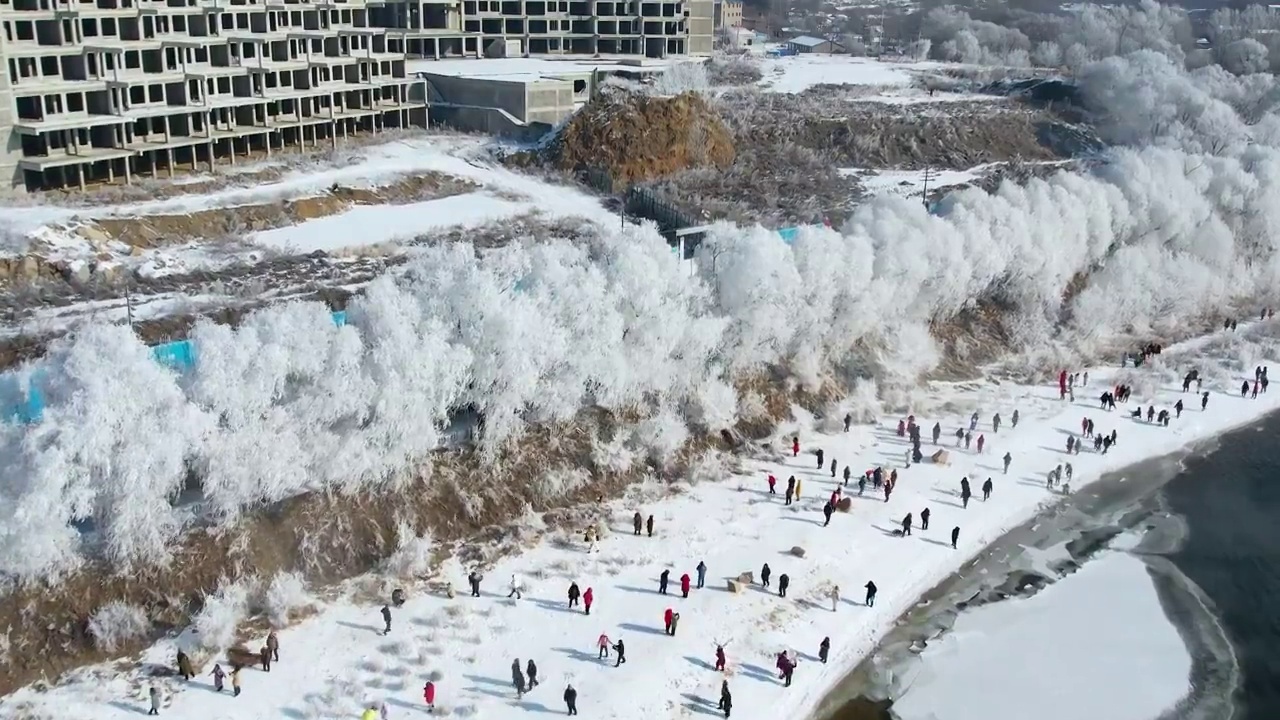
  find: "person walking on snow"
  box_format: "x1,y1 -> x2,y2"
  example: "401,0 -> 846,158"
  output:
266,631 -> 279,662
830,585 -> 841,611
993,413 -> 1001,433
715,644 -> 727,672
955,428 -> 964,447
819,637 -> 831,664
795,478 -> 803,499
568,582 -> 581,608
259,645 -> 271,672
817,448 -> 825,469
632,511 -> 643,535
176,650 -> 194,680
778,573 -> 790,598
864,581 -> 877,607
767,475 -> 776,495
659,569 -> 670,595
970,411 -> 979,431
696,561 -> 707,589
231,666 -> 241,697
843,466 -> 852,486
512,659 -> 526,698
761,563 -> 772,588
583,586 -> 594,615
148,686 -> 160,715
613,639 -> 626,666
1003,452 -> 1012,475
831,458 -> 838,478
901,513 -> 913,536
1202,391 -> 1210,411
823,501 -> 834,527
598,633 -> 611,659
646,515 -> 654,537
680,573 -> 692,598
964,432 -> 972,450
976,434 -> 985,453
792,436 -> 800,457
982,478 -> 993,501
785,476 -> 795,505
210,664 -> 226,692
921,507 -> 931,530
664,607 -> 675,634
380,605 -> 392,634
564,683 -> 578,716
1067,435 -> 1075,454
1012,409 -> 1019,428
423,681 -> 436,713
844,413 -> 852,432
932,422 -> 942,445
1175,399 -> 1184,418
468,569 -> 482,597
951,526 -> 960,549
508,574 -> 523,600
526,659 -> 539,688
718,681 -> 733,718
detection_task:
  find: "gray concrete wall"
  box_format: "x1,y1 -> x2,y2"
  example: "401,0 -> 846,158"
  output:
423,74 -> 528,121
0,32 -> 25,190
429,105 -> 552,142
687,0 -> 715,55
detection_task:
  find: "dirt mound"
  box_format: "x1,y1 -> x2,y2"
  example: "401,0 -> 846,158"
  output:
551,90 -> 735,186
89,172 -> 479,249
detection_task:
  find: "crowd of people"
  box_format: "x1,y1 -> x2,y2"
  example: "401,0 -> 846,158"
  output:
143,330 -> 1267,719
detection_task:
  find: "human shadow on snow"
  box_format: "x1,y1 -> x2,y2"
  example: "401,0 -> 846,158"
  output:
552,646 -> 602,665
618,622 -> 666,636
681,692 -> 722,716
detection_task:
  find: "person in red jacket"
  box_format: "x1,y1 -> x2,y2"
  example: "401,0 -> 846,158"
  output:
664,607 -> 675,635
583,587 -> 594,615
423,681 -> 436,712
792,437 -> 800,457
1059,370 -> 1068,399
680,573 -> 691,598
714,644 -> 726,672
767,474 -> 777,494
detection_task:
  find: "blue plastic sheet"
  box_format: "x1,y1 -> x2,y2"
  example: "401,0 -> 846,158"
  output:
1,310 -> 350,425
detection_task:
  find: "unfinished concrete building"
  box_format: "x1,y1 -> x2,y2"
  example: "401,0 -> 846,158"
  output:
0,0 -> 710,191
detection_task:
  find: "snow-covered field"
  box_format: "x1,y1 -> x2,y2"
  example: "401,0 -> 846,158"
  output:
753,55 -> 1001,103
0,135 -> 615,278
891,549 -> 1191,720
842,161 -> 1073,200
8,325 -> 1278,720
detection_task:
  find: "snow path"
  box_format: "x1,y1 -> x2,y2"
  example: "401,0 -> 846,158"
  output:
9,328 -> 1280,720
891,551 -> 1191,720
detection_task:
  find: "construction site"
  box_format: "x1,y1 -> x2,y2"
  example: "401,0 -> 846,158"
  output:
0,0 -> 712,191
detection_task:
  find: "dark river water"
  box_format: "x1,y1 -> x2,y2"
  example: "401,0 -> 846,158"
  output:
815,411 -> 1280,720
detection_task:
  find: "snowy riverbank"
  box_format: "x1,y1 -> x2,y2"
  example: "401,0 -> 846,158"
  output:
6,324 -> 1280,720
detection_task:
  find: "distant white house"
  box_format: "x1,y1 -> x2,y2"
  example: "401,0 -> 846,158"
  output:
787,35 -> 845,54
727,26 -> 769,48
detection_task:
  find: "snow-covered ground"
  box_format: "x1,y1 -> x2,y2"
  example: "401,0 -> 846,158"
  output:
251,193 -> 535,254
0,135 -> 615,275
407,55 -> 683,82
891,549 -> 1191,720
7,325 -> 1279,720
754,55 -> 998,102
843,161 -> 1073,200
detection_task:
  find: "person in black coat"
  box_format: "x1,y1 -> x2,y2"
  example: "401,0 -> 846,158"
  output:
564,683 -> 578,715
659,569 -> 670,595
613,638 -> 626,666
380,605 -> 392,635
864,581 -> 877,607
568,582 -> 581,608
526,659 -> 539,688
951,526 -> 960,549
818,637 -> 830,664
920,507 -> 930,530
761,563 -> 771,588
778,573 -> 790,598
718,681 -> 733,718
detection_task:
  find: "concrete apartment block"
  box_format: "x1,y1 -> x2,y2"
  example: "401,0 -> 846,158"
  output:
0,0 -> 706,192
378,0 -> 710,60
0,0 -> 421,191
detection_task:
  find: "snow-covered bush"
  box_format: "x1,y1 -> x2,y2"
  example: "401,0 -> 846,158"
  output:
382,524 -> 436,579
192,581 -> 250,652
263,572 -> 316,628
651,61 -> 709,96
87,601 -> 152,652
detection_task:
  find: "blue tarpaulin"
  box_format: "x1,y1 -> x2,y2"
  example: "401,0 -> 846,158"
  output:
1,310 -> 350,425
